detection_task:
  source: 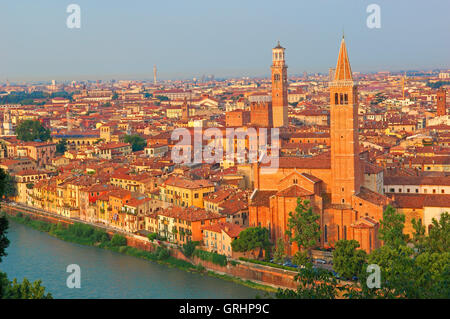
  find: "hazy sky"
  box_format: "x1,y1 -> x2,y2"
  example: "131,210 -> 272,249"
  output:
0,0 -> 449,82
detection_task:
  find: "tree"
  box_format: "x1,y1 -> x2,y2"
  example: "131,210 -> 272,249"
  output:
333,240 -> 367,280
285,199 -> 320,261
378,205 -> 406,249
0,168 -> 16,200
16,120 -> 50,142
426,212 -> 449,254
411,217 -> 426,253
276,262 -> 339,299
56,139 -> 67,155
0,215 -> 10,263
122,134 -> 147,152
111,234 -> 127,247
2,277 -> 53,299
231,227 -> 271,258
272,238 -> 287,264
155,95 -> 169,101
182,240 -> 198,258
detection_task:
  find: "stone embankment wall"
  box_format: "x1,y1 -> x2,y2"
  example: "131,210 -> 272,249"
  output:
5,207 -> 298,290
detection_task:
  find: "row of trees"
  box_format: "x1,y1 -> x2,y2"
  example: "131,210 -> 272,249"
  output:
232,198 -> 449,298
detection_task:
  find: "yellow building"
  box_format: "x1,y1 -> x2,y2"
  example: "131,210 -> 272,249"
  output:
160,176 -> 214,208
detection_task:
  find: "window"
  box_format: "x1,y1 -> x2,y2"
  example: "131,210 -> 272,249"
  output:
335,93 -> 338,104
324,225 -> 328,243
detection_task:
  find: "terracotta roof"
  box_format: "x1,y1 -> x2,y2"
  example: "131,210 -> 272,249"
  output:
355,186 -> 390,206
260,155 -> 331,169
384,175 -> 450,186
276,185 -> 313,197
163,176 -> 213,189
158,206 -> 222,222
250,190 -> 277,207
202,222 -> 245,239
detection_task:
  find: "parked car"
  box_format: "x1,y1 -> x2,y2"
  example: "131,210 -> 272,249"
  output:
315,258 -> 327,264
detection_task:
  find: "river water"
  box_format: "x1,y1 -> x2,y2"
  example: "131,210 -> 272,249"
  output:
0,219 -> 260,299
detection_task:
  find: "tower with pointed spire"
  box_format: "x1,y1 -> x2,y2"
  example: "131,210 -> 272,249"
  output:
271,41 -> 288,128
330,36 -> 361,205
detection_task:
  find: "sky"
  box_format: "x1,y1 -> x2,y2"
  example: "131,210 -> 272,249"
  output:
0,0 -> 449,82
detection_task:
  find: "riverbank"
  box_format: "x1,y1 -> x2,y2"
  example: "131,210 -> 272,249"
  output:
4,211 -> 278,294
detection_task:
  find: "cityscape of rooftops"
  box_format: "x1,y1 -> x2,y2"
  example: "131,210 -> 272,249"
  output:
0,0 -> 448,309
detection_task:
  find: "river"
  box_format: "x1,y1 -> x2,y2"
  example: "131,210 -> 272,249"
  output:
0,219 -> 260,299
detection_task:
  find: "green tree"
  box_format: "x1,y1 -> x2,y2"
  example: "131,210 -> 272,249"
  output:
285,199 -> 320,262
0,215 -> 9,263
2,277 -> 53,299
379,205 -> 406,249
427,212 -> 450,253
272,238 -> 287,264
155,95 -> 169,101
111,234 -> 127,247
411,217 -> 426,253
16,120 -> 50,142
0,168 -> 16,199
55,139 -> 67,155
182,240 -> 198,258
333,240 -> 367,280
231,226 -> 271,258
122,134 -> 147,152
276,262 -> 339,299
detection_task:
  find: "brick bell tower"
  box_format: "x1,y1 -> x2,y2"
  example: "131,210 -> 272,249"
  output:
330,36 -> 361,205
437,88 -> 447,116
271,42 -> 288,128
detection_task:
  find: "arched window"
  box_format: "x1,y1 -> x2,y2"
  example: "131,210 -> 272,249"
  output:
340,93 -> 344,105
344,226 -> 347,240
337,225 -> 340,240
335,93 -> 339,104
344,94 -> 348,104
274,73 -> 280,81
324,225 -> 328,243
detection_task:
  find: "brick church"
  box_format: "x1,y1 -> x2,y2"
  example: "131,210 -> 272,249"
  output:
249,37 -> 391,254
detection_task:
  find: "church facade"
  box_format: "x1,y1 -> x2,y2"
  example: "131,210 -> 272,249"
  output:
249,37 -> 391,254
